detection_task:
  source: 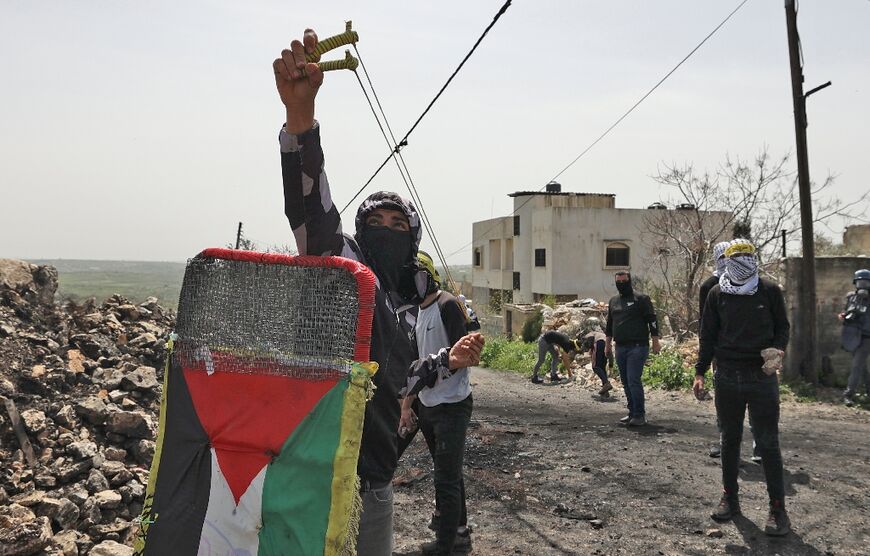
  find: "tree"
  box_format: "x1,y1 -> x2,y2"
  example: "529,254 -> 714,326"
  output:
642,148 -> 867,338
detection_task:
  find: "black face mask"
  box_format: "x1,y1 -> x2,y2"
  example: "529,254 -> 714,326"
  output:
359,225 -> 414,291
616,280 -> 633,297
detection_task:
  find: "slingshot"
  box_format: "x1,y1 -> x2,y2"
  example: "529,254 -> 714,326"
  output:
303,21 -> 360,75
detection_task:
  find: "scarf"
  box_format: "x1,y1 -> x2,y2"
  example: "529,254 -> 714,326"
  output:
712,241 -> 729,277
719,255 -> 759,295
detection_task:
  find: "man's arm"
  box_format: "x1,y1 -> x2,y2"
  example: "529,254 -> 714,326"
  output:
404,333 -> 484,397
768,283 -> 790,351
643,296 -> 661,353
440,296 -> 470,346
274,30 -> 346,257
605,302 -> 614,355
695,289 -> 720,375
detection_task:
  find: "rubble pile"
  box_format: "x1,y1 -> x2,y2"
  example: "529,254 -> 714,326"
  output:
0,259 -> 173,556
541,298 -> 608,337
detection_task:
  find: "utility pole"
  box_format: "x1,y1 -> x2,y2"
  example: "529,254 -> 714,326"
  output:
784,0 -> 830,384
235,222 -> 243,250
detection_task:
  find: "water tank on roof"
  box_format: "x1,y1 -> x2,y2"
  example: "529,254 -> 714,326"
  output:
545,181 -> 562,193
647,202 -> 667,210
676,203 -> 696,210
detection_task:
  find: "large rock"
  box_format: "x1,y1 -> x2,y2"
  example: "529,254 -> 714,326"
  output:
74,396 -> 109,425
120,366 -> 158,392
89,539 -> 133,556
93,489 -> 122,509
0,516 -> 52,556
0,259 -> 35,291
20,409 -> 48,434
105,411 -> 152,438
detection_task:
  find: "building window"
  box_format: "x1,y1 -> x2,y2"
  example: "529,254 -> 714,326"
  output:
534,248 -> 546,267
513,271 -> 520,290
473,248 -> 482,267
513,215 -> 520,236
605,242 -> 630,268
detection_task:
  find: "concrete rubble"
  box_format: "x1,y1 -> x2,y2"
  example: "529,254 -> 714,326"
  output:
0,259 -> 172,555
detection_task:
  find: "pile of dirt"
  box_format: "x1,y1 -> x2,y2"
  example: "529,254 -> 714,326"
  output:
0,259 -> 173,556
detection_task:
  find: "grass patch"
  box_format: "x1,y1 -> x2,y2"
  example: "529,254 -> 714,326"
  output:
643,348 -> 697,390
480,336 -> 538,376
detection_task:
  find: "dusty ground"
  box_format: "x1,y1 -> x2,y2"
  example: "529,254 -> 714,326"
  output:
392,368 -> 870,556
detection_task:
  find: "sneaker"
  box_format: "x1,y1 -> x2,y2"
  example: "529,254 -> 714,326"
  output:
550,374 -> 563,383
764,502 -> 791,537
708,445 -> 721,458
598,382 -> 613,396
531,376 -> 543,384
627,416 -> 647,427
711,493 -> 741,522
420,531 -> 473,555
619,415 -> 630,424
844,395 -> 855,407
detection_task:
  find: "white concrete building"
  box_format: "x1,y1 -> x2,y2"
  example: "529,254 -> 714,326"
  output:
471,184 -> 731,309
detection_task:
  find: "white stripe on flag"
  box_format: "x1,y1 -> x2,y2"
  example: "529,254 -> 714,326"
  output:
197,448 -> 266,556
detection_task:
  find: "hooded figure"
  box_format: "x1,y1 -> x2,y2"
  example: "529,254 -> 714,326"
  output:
280,121 -> 427,502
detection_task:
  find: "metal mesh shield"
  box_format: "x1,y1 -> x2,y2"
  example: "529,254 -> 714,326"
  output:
173,248 -> 376,379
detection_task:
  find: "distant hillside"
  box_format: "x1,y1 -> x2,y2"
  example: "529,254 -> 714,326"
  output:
29,259 -> 186,310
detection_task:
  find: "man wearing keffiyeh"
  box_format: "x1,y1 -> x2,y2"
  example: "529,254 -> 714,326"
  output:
693,239 -> 793,537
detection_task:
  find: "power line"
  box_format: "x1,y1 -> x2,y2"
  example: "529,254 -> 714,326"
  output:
340,0 -> 513,214
443,0 -> 752,261
350,50 -> 457,289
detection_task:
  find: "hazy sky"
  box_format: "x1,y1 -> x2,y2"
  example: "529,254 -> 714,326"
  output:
2,0 -> 868,264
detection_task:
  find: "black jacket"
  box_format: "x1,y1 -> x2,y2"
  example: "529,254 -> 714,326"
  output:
605,293 -> 659,346
699,274 -> 719,322
281,122 -> 420,486
695,278 -> 790,375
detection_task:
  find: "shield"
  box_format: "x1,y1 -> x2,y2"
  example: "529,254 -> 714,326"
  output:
842,323 -> 862,353
134,248 -> 377,556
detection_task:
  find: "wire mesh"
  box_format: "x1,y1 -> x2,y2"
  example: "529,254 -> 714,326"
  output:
174,254 -> 362,379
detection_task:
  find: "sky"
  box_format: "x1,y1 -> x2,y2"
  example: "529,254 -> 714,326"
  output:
1,0 -> 868,264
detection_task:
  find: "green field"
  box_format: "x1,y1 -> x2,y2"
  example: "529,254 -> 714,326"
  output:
30,259 -> 186,310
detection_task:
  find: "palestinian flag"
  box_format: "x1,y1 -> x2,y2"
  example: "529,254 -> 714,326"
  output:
134,249 -> 377,556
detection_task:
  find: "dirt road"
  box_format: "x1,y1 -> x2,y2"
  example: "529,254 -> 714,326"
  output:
393,368 -> 870,555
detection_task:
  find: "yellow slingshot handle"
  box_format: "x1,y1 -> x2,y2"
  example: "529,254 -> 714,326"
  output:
306,21 -> 359,62
303,50 -> 359,75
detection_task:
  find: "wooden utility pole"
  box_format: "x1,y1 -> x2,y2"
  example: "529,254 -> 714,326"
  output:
784,0 -> 830,384
235,222 -> 243,250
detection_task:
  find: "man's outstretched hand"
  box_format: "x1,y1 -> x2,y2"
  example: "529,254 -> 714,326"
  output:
273,29 -> 323,133
449,333 -> 485,370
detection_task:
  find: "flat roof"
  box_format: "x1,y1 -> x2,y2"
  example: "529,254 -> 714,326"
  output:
508,191 -> 615,198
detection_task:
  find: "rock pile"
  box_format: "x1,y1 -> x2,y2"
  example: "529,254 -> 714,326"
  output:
541,298 -> 608,337
0,259 -> 173,556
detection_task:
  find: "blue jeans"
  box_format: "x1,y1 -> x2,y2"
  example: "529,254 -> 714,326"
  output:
616,345 -> 648,418
356,483 -> 394,556
714,365 -> 785,503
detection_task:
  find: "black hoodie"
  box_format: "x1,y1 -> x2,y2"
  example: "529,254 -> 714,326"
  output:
280,122 -> 422,487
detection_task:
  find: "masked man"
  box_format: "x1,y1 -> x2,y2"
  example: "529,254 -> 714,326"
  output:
693,239 -> 791,537
275,30 -> 483,555
839,269 -> 870,406
605,271 -> 661,426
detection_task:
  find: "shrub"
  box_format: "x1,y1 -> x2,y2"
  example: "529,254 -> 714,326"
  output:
480,337 -> 538,376
520,309 -> 543,343
644,349 -> 694,390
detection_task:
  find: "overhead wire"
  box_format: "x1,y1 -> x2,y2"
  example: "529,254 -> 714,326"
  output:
443,0 -> 752,262
350,48 -> 457,290
339,0 -> 513,216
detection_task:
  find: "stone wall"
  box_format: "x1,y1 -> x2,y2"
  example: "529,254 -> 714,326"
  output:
843,224 -> 870,254
783,256 -> 870,384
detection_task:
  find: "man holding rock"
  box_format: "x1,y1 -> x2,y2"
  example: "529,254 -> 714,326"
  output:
693,239 -> 791,536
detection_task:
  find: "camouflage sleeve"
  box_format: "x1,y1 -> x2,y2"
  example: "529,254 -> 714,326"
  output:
403,348 -> 451,397
279,122 -> 346,256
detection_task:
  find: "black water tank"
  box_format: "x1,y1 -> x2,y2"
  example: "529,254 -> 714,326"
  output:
546,181 -> 562,193
676,203 -> 696,210
647,202 -> 667,210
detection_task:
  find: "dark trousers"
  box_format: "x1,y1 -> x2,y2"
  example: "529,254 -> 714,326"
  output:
714,365 -> 785,504
592,339 -> 608,384
418,394 -> 473,555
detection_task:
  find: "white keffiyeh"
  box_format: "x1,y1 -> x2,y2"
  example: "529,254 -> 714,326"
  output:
720,255 -> 759,295
712,241 -> 729,277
